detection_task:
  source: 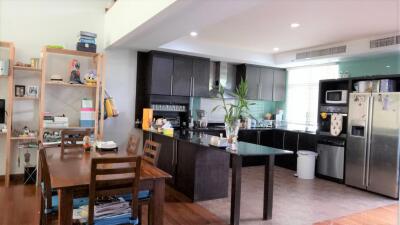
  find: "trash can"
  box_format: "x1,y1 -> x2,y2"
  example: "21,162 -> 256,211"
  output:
297,150 -> 318,179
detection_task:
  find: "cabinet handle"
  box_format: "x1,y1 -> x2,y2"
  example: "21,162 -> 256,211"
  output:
296,133 -> 299,151
192,77 -> 195,96
170,75 -> 174,96
282,132 -> 285,150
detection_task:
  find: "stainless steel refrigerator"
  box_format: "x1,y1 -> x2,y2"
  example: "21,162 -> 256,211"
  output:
346,92 -> 400,198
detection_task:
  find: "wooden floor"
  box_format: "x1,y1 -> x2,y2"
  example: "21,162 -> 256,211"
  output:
0,182 -> 226,225
314,204 -> 399,225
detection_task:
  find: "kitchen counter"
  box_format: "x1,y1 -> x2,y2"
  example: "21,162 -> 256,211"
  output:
187,123 -> 317,135
144,128 -> 293,156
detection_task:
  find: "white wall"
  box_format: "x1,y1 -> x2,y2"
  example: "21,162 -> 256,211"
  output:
103,49 -> 138,150
0,0 -> 139,175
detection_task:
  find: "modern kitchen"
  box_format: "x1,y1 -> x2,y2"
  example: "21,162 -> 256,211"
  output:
0,1 -> 399,225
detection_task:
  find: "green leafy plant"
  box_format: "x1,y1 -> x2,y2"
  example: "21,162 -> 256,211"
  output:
212,78 -> 253,125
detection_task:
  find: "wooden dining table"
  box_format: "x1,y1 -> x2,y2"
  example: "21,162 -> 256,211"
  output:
45,147 -> 172,225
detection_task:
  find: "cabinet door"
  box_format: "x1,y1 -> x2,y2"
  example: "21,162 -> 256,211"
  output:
173,56 -> 193,96
298,133 -> 317,151
259,130 -> 274,147
245,65 -> 261,100
282,131 -> 299,171
175,141 -> 196,198
260,67 -> 274,100
238,130 -> 258,144
192,58 -> 210,97
273,69 -> 286,101
150,53 -> 174,95
152,134 -> 176,185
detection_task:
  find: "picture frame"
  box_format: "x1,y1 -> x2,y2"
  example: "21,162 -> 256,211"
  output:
27,85 -> 39,97
15,85 -> 25,97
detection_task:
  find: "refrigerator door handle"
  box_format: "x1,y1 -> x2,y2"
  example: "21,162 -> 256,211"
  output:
365,96 -> 374,186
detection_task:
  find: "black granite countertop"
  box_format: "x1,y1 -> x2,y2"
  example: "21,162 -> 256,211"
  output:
143,129 -> 292,157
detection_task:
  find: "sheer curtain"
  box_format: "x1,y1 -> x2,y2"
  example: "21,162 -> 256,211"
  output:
286,64 -> 339,126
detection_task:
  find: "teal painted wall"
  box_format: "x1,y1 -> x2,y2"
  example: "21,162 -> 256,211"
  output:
339,54 -> 400,77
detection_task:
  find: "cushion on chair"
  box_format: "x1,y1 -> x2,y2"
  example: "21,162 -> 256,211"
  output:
119,190 -> 151,201
45,195 -> 89,213
94,214 -> 139,225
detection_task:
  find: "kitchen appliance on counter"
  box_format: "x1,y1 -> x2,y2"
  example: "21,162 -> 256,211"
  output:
316,137 -> 345,181
194,110 -> 208,128
325,90 -> 348,104
346,92 -> 400,198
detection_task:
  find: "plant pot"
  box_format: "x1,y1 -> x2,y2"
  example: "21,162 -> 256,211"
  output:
225,119 -> 240,150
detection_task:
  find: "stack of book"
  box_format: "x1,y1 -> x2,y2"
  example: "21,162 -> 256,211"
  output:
43,113 -> 69,128
77,31 -> 97,53
80,98 -> 95,127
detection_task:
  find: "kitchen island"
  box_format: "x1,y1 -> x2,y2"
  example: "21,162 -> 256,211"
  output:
143,128 -> 292,225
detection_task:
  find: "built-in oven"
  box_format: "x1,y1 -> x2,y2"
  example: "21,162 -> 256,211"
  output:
325,90 -> 348,104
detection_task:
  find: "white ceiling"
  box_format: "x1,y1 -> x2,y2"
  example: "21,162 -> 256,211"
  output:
111,0 -> 400,66
184,0 -> 399,54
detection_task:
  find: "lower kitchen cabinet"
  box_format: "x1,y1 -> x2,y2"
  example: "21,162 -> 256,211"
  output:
238,130 -> 265,167
175,141 -> 229,201
298,133 -> 317,151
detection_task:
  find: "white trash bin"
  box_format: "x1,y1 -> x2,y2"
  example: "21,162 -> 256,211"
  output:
297,150 -> 318,179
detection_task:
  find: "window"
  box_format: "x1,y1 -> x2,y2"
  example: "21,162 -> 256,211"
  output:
286,64 -> 339,126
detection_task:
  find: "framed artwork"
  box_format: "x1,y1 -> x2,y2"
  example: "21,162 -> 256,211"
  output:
15,85 -> 25,97
27,85 -> 39,97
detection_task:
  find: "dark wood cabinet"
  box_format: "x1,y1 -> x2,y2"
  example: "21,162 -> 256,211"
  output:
151,133 -> 176,185
172,55 -> 193,96
176,141 -> 229,201
147,52 -> 174,95
237,64 -> 286,101
298,133 -> 317,151
259,129 -> 274,147
238,130 -> 258,144
192,58 -> 210,97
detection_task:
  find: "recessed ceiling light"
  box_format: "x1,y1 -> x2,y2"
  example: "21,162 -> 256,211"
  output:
273,47 -> 280,52
190,31 -> 198,37
290,23 -> 300,28
386,65 -> 391,68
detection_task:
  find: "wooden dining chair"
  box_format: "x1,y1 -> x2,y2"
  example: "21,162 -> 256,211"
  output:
61,129 -> 91,153
87,156 -> 143,225
127,133 -> 141,155
142,140 -> 161,165
39,146 -> 89,225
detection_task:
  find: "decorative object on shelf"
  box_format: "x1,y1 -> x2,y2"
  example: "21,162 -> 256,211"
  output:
142,108 -> 153,129
0,59 -> 9,76
46,45 -> 64,49
43,113 -> 69,128
12,126 -> 37,138
83,70 -> 97,86
15,61 -> 31,67
30,58 -> 40,69
15,85 -> 25,97
212,79 -> 253,149
80,98 -> 95,127
69,59 -> 82,84
27,85 -> 39,97
83,135 -> 91,151
50,74 -> 63,81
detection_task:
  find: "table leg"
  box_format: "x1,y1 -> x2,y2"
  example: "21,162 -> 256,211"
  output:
151,179 -> 165,225
58,188 -> 73,225
230,155 -> 242,225
263,155 -> 275,220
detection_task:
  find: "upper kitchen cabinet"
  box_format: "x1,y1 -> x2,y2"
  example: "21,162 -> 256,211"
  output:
147,52 -> 174,95
140,51 -> 210,97
192,58 -> 210,97
273,69 -> 286,101
172,55 -> 193,96
236,64 -> 286,101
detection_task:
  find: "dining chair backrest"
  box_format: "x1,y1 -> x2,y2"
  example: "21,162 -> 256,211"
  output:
126,133 -> 141,155
88,156 -> 142,225
143,140 -> 161,166
39,146 -> 53,212
61,129 -> 91,153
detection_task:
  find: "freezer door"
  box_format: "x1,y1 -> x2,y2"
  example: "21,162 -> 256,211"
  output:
346,93 -> 371,189
368,93 -> 400,198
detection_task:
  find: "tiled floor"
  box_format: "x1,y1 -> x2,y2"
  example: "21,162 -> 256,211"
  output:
198,166 -> 397,225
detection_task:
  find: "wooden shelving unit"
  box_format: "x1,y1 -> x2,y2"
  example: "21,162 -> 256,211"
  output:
13,66 -> 42,73
14,96 -> 39,100
0,41 -> 15,187
10,136 -> 38,140
40,47 -> 105,142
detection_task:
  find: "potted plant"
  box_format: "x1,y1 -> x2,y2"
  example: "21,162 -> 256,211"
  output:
212,78 -> 253,149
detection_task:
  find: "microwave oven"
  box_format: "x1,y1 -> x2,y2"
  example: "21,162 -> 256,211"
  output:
325,90 -> 348,104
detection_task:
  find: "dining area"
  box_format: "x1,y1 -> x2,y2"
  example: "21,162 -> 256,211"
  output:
38,129 -> 171,225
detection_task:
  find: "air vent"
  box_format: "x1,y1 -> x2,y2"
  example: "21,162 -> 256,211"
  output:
296,45 -> 346,60
370,35 -> 400,48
